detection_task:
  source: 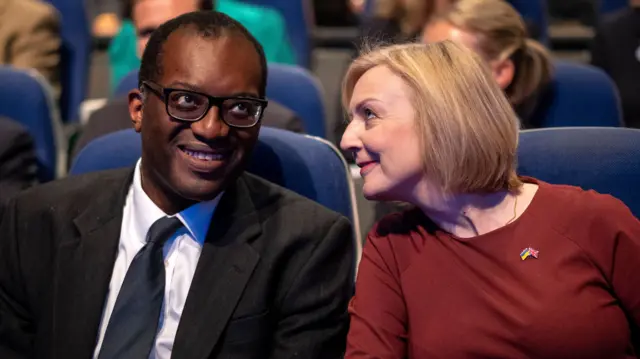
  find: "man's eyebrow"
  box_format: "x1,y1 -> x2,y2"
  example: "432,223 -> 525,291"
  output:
165,82 -> 260,98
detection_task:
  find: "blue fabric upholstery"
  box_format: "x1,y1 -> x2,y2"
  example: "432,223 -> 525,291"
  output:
115,65 -> 326,138
113,70 -> 138,98
70,127 -> 356,225
240,0 -> 312,67
265,64 -> 326,138
537,61 -> 622,127
0,66 -> 59,182
43,0 -> 91,123
507,0 -> 549,44
518,127 -> 640,217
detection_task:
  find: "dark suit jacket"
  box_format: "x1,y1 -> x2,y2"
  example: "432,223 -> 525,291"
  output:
72,97 -> 306,159
0,117 -> 37,203
590,8 -> 640,128
0,169 -> 354,359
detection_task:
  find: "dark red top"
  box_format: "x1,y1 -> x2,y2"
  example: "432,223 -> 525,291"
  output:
346,179 -> 640,359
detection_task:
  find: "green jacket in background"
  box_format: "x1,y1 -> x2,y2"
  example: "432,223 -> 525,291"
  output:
108,0 -> 297,92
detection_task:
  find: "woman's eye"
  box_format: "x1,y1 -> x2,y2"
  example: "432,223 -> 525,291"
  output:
363,108 -> 377,120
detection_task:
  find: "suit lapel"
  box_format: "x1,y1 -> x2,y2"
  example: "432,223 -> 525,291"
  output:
50,170 -> 134,359
172,175 -> 262,359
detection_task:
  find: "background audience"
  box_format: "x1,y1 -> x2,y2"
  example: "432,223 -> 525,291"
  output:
423,0 -> 553,128
0,0 -> 61,98
360,0 -> 453,44
591,0 -> 640,128
109,0 -> 296,91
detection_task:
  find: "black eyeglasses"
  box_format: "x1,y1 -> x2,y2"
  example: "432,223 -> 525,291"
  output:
141,80 -> 268,128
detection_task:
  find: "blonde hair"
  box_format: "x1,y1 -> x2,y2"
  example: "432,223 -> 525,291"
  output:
375,0 -> 445,37
434,0 -> 552,115
342,41 -> 522,194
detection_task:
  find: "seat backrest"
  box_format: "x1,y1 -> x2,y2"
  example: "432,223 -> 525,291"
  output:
266,64 -> 326,138
241,0 -> 312,68
43,0 -> 91,123
536,61 -> 622,127
70,127 -> 362,258
114,70 -> 139,98
507,0 -> 549,44
115,65 -> 327,138
517,127 -> 640,218
0,66 -> 63,182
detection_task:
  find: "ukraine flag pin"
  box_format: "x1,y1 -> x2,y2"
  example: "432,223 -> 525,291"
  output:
520,247 -> 539,261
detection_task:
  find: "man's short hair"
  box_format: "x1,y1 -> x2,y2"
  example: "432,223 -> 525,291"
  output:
122,0 -> 215,20
139,11 -> 268,97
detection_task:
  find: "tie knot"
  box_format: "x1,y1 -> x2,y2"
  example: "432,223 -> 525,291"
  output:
147,216 -> 183,245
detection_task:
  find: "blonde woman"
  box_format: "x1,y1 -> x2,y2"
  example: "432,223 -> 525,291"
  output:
341,41 -> 640,358
423,0 -> 552,128
360,0 -> 453,43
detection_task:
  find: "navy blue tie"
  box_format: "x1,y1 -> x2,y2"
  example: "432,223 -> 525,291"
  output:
97,216 -> 183,359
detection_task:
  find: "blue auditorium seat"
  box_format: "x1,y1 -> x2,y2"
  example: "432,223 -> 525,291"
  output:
241,0 -> 312,68
44,0 -> 91,123
0,66 -> 63,182
518,127 -> 640,218
113,69 -> 138,98
265,64 -> 326,138
115,65 -> 327,138
70,127 -> 362,259
507,0 -> 549,44
536,61 -> 622,127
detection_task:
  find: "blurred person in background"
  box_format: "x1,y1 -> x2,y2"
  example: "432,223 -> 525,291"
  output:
591,0 -> 640,128
422,0 -> 553,129
341,40 -> 640,359
90,0 -> 122,37
0,0 -> 61,99
360,0 -> 453,44
0,117 -> 37,204
73,0 -> 305,159
109,0 -> 296,91
314,0 -> 359,27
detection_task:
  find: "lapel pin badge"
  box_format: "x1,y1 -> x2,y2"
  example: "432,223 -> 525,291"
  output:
520,247 -> 539,261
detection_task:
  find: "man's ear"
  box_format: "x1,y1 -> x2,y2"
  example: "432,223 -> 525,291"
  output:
129,89 -> 144,133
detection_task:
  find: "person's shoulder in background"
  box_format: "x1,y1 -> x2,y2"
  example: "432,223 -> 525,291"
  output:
263,101 -> 306,134
217,0 -> 297,65
0,116 -> 38,204
0,0 -> 61,98
107,20 -> 140,92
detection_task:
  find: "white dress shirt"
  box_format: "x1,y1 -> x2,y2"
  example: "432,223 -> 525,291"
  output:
93,160 -> 221,359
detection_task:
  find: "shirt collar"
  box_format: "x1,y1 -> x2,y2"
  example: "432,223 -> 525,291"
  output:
131,159 -> 221,246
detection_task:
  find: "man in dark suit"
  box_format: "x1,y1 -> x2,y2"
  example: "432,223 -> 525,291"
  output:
0,11 -> 354,359
73,97 -> 304,159
0,117 -> 37,203
590,1 -> 640,128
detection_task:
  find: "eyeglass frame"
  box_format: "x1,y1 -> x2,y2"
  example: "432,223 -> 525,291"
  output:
141,80 -> 268,128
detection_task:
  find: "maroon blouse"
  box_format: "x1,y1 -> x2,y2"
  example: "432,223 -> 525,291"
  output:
347,179 -> 640,359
